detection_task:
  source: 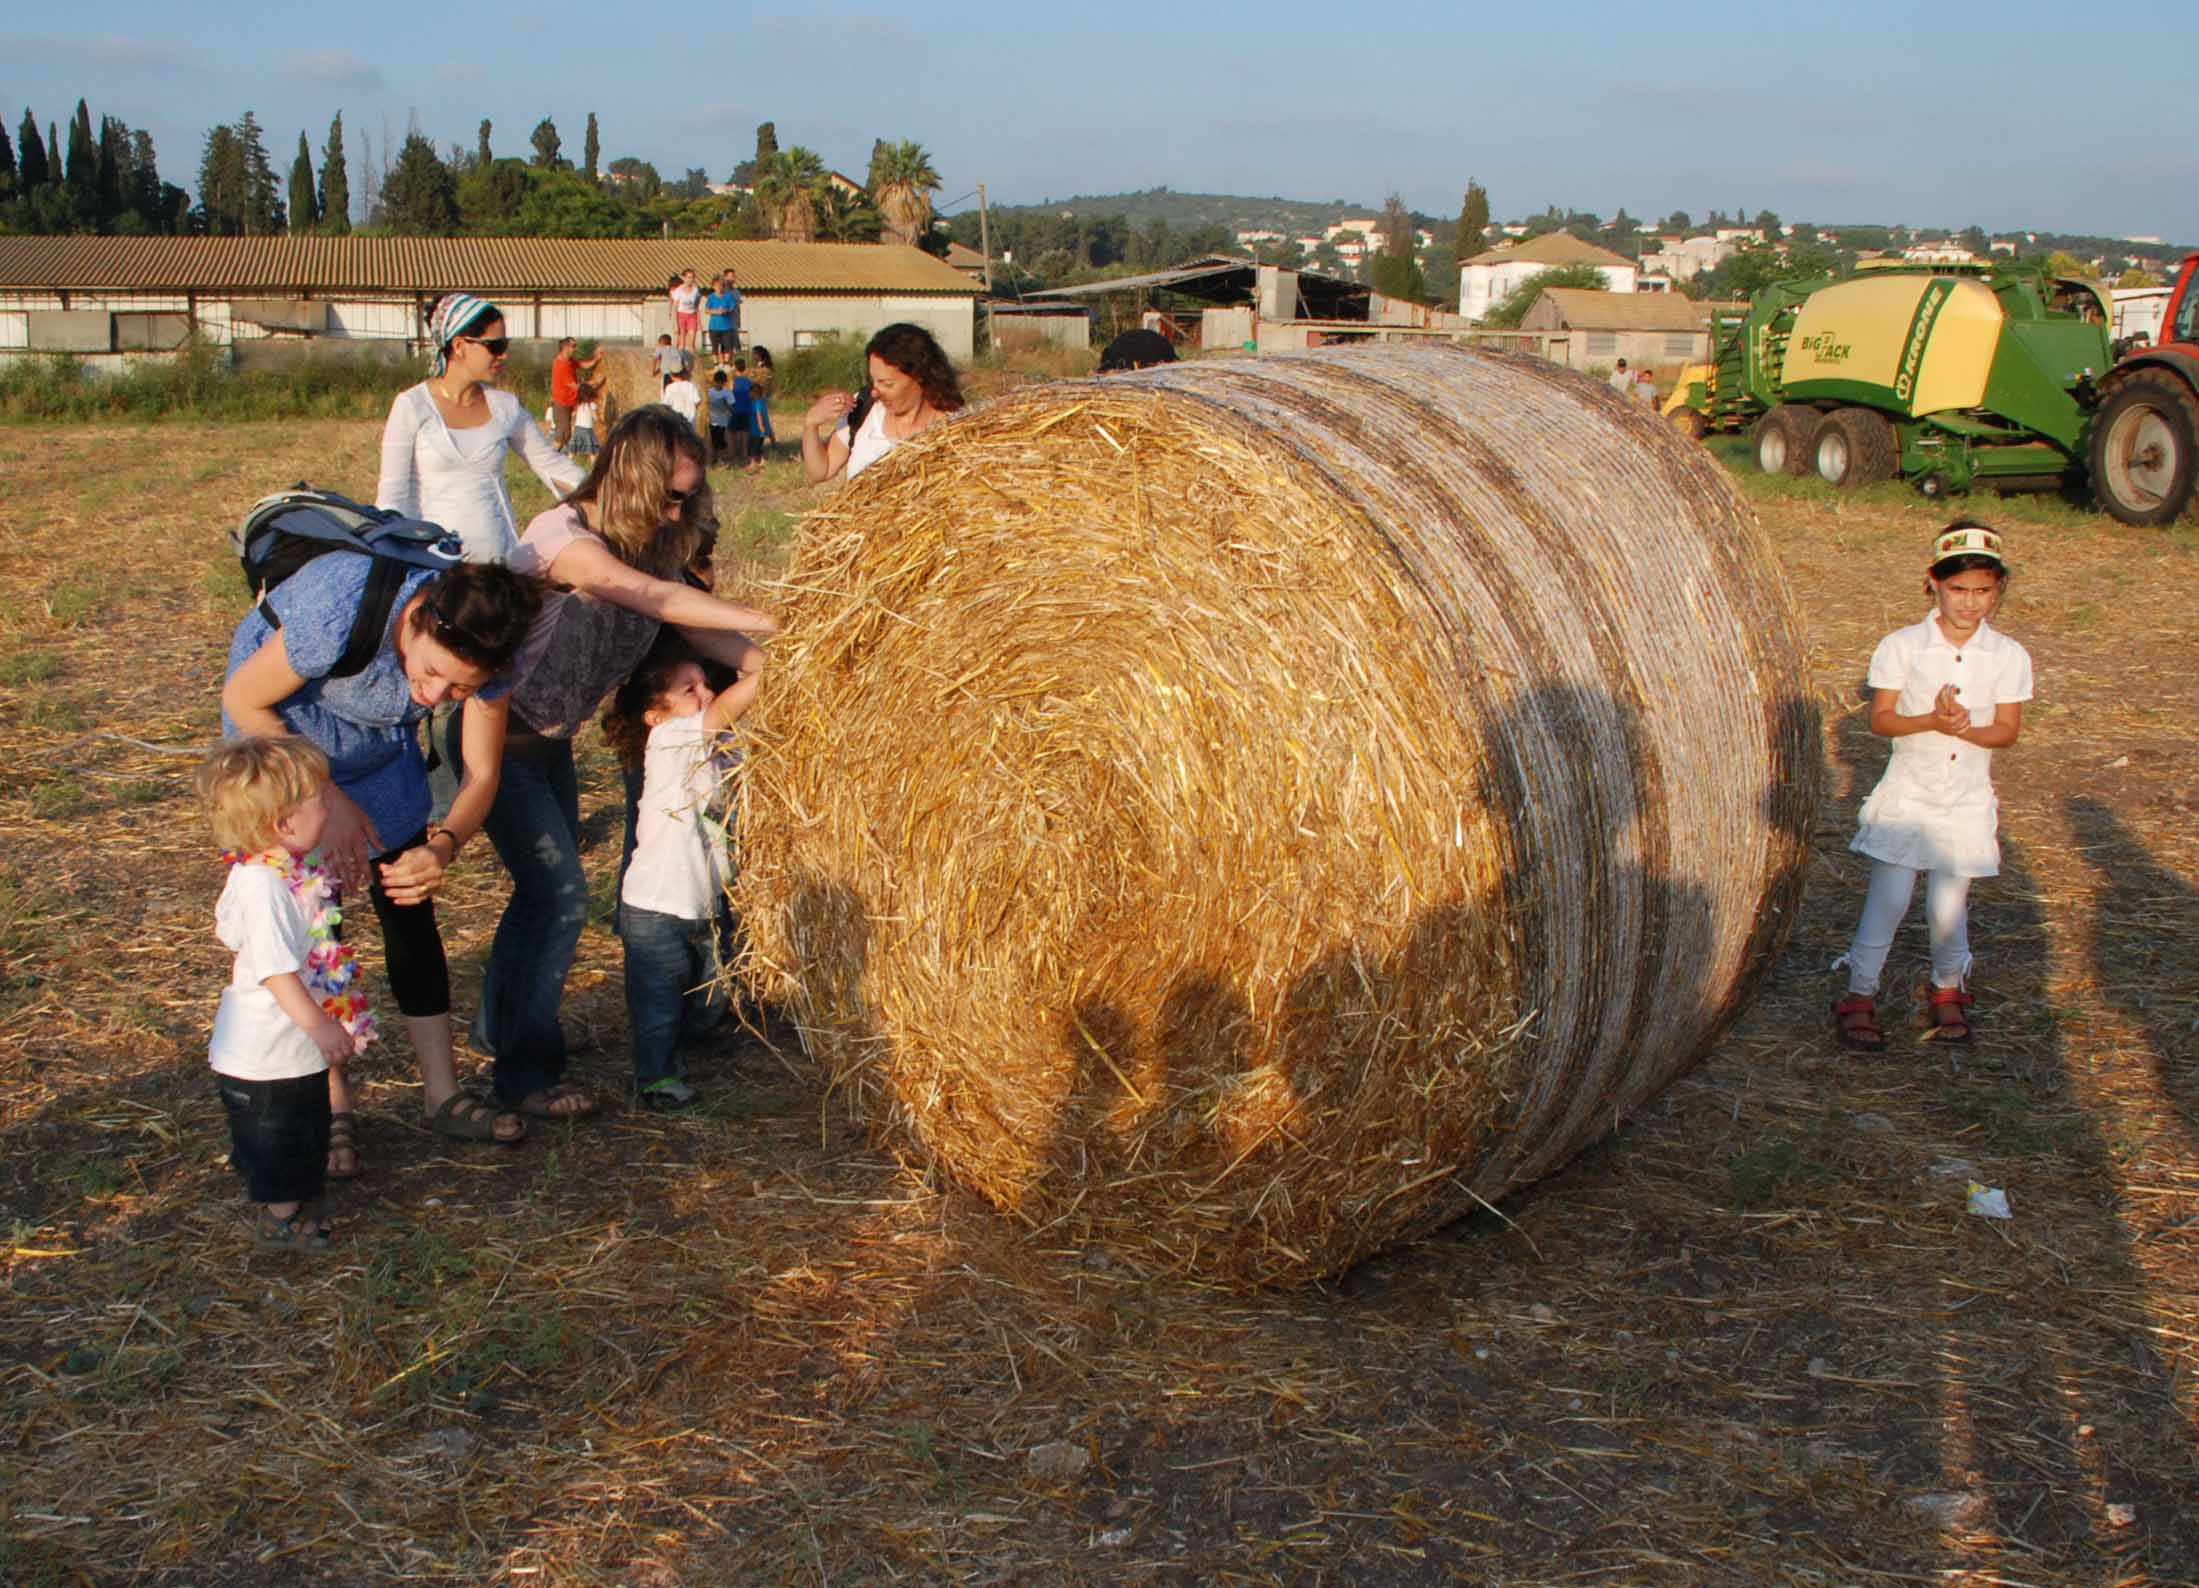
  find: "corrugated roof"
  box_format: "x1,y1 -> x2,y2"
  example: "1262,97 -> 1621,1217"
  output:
0,237 -> 981,296
1529,289 -> 1740,331
1461,233 -> 1635,271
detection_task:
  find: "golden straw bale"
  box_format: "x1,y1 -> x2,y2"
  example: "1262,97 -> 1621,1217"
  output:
593,345 -> 664,430
734,345 -> 1821,1287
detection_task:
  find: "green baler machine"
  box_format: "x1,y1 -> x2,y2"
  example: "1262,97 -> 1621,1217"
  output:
1679,263 -> 2113,496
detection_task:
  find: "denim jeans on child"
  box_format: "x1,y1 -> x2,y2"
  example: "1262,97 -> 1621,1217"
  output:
618,902 -> 728,1087
456,729 -> 588,1105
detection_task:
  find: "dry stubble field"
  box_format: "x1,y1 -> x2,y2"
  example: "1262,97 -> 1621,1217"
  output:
0,417 -> 2195,1586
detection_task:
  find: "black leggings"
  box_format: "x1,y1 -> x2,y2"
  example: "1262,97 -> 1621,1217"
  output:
359,828 -> 451,1018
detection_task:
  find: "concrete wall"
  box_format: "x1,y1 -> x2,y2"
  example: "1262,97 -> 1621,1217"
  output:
1460,257 -> 1638,323
989,312 -> 1090,352
1202,306 -> 1256,350
0,289 -> 976,363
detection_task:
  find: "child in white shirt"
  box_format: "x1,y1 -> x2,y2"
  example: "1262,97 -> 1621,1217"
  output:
600,638 -> 760,1109
661,371 -> 702,434
196,736 -> 376,1254
571,390 -> 600,459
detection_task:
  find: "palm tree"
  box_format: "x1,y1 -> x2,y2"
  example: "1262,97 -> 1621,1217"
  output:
869,140 -> 941,248
819,185 -> 882,244
752,146 -> 827,242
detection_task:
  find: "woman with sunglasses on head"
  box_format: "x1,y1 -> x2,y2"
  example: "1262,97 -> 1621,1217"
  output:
377,293 -> 586,566
223,560 -> 548,1168
454,405 -> 777,1123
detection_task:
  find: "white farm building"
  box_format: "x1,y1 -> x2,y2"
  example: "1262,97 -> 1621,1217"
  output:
1458,232 -> 1637,324
0,237 -> 983,365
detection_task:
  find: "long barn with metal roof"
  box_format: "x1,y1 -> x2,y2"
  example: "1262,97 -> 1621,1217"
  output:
0,237 -> 983,362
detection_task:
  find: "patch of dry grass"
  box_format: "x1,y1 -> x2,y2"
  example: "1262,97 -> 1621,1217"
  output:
0,420 -> 2193,1584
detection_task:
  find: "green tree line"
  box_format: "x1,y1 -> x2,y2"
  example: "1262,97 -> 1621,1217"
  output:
1,106 -> 949,248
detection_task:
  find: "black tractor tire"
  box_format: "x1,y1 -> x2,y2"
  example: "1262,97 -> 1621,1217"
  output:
1813,407 -> 1900,489
2089,370 -> 2199,527
1752,406 -> 1821,476
1668,407 -> 1708,442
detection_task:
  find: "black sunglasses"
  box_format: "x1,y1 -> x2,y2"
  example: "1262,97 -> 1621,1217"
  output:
425,597 -> 490,658
662,484 -> 699,513
461,335 -> 511,357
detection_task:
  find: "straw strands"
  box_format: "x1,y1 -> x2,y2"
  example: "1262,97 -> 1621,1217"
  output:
735,345 -> 1821,1286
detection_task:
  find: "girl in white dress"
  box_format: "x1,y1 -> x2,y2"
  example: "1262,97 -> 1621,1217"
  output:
1833,522 -> 2033,1048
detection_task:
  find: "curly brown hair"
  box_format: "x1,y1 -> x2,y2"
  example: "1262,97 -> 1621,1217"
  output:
866,323 -> 965,413
599,630 -> 704,773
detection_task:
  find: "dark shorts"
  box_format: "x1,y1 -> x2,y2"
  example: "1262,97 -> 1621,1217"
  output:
216,1071 -> 331,1204
710,328 -> 741,356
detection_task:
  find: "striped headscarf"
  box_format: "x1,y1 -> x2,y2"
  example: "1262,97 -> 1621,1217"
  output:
427,293 -> 499,375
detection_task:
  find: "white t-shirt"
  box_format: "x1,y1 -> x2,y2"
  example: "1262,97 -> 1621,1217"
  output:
208,864 -> 329,1081
663,379 -> 701,429
1851,612 -> 2034,877
621,711 -> 736,920
839,402 -> 897,480
575,401 -> 597,429
672,282 -> 702,315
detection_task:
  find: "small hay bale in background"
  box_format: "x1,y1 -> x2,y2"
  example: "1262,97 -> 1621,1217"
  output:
735,344 -> 1822,1287
593,345 -> 663,431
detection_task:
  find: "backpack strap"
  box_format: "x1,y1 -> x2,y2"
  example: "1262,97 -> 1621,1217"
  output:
331,555 -> 411,680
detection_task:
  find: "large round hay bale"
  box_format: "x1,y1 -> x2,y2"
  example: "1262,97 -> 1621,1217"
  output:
735,345 -> 1821,1286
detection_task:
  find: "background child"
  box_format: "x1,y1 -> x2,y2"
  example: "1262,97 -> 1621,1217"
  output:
748,346 -> 777,454
600,636 -> 759,1110
196,736 -> 376,1253
1832,521 -> 2032,1048
731,359 -> 759,474
662,368 -> 702,434
707,369 -> 743,468
571,385 -> 600,460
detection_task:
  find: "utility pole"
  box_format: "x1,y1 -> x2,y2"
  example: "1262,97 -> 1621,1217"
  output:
978,183 -> 993,292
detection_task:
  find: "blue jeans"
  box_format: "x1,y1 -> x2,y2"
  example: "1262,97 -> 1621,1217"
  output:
619,903 -> 729,1087
463,731 -> 587,1104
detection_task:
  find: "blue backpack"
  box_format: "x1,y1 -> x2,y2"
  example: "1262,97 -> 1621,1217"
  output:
231,487 -> 465,680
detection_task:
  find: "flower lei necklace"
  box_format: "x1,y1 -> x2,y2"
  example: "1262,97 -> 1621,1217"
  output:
221,846 -> 378,1045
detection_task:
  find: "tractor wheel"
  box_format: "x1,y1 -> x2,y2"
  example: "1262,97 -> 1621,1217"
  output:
1814,408 -> 1900,488
2089,371 -> 2199,526
1668,407 -> 1707,442
1753,405 -> 1820,476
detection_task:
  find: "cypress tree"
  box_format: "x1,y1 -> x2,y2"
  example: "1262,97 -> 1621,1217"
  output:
583,112 -> 599,180
66,99 -> 94,188
97,115 -> 125,225
1458,179 -> 1490,259
476,119 -> 492,167
234,112 -> 284,233
130,130 -> 163,228
17,110 -> 46,188
319,113 -> 350,234
289,131 -> 318,232
0,117 -> 17,196
46,123 -> 62,187
529,116 -> 560,168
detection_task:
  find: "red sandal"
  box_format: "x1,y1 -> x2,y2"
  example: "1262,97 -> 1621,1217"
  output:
1919,983 -> 1974,1044
1831,995 -> 1886,1051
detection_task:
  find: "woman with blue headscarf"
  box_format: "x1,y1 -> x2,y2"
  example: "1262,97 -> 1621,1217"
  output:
377,293 -> 586,565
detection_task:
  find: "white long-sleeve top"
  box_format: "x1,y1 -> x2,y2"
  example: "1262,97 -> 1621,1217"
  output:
375,384 -> 586,565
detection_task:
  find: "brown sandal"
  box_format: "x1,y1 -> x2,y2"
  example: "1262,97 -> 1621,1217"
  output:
1832,995 -> 1886,1051
325,1112 -> 360,1180
1919,984 -> 1974,1044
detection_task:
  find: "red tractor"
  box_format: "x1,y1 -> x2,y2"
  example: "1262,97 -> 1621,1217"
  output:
2091,251 -> 2199,525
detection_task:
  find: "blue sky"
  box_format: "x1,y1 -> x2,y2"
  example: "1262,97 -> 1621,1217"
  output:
8,0 -> 2196,244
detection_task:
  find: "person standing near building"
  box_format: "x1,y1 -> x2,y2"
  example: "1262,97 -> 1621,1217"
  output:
548,337 -> 600,450
1608,357 -> 1632,395
670,267 -> 704,355
704,270 -> 743,366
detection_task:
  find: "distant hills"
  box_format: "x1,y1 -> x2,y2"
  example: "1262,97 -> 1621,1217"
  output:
993,187 -> 1401,234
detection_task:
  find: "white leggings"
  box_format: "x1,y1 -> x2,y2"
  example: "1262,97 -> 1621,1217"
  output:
1836,861 -> 1972,997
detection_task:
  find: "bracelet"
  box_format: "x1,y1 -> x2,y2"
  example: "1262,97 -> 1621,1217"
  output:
427,825 -> 462,860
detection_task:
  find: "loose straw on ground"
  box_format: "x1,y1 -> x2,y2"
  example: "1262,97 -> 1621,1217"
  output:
734,344 -> 1822,1286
